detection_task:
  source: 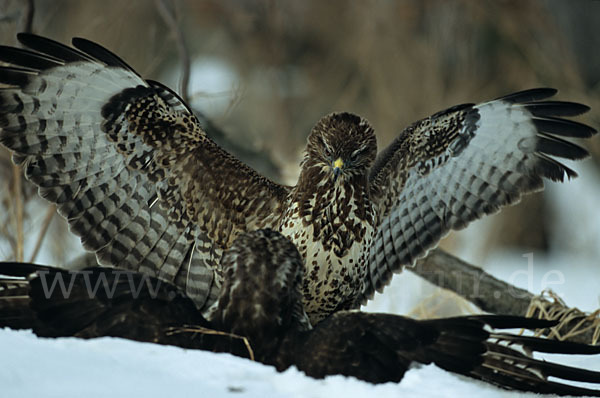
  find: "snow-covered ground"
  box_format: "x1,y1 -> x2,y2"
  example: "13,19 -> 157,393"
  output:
1,265 -> 598,398
0,327 -> 520,398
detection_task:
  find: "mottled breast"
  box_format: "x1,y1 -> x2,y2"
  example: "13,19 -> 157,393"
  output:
280,183 -> 376,324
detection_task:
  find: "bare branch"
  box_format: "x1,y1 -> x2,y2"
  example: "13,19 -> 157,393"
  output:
411,249 -> 533,315
153,2 -> 280,180
28,204 -> 55,263
11,165 -> 23,262
19,0 -> 34,34
7,0 -> 36,262
409,249 -> 599,345
155,0 -> 191,104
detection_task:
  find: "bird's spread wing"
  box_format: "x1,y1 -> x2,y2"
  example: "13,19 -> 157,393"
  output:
0,34 -> 289,311
0,262 -> 201,339
297,312 -> 600,395
0,261 -> 250,355
364,88 -> 596,300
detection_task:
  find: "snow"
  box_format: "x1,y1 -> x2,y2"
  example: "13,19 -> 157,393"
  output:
0,328 -> 519,398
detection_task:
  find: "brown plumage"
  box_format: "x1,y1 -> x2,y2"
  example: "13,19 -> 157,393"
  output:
1,229 -> 600,396
0,34 -> 596,323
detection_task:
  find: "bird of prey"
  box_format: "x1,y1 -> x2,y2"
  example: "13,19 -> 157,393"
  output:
0,34 -> 596,323
1,229 -> 600,396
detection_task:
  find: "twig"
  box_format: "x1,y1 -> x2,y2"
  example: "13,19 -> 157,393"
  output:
19,0 -> 35,34
155,0 -> 191,104
11,165 -> 23,262
0,217 -> 17,255
28,204 -> 55,263
7,0 -> 36,262
166,325 -> 255,361
153,1 -> 280,180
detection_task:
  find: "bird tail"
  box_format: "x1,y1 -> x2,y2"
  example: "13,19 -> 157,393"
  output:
0,261 -> 222,344
419,315 -> 600,396
0,262 -> 53,331
0,261 -> 113,336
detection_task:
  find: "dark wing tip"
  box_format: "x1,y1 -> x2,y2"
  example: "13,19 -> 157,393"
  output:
496,88 -> 558,103
499,333 -> 600,355
536,135 -> 590,160
0,261 -> 57,277
16,33 -> 57,50
0,66 -> 35,86
15,32 -> 36,44
517,91 -> 597,182
533,153 -> 579,182
534,117 -> 597,138
16,33 -> 92,63
470,315 -> 557,330
72,37 -> 140,76
0,45 -> 63,71
526,101 -> 591,117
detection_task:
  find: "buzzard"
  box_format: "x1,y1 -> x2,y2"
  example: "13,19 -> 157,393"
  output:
1,229 -> 600,396
0,34 -> 596,323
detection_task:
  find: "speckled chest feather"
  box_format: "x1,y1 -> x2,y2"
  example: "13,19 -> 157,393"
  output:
280,176 -> 376,324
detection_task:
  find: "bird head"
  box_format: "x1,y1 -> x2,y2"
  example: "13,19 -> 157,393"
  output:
304,112 -> 377,182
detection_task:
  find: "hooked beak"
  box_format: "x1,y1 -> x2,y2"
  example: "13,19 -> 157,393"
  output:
333,157 -> 343,181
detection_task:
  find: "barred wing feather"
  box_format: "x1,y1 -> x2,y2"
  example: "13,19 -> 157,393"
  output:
0,34 -> 289,312
364,88 -> 595,301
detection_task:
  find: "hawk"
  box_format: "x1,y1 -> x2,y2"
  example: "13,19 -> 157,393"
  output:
0,34 -> 596,323
1,229 -> 600,396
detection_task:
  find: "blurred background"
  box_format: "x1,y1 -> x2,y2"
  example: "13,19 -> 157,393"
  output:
0,0 -> 598,316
